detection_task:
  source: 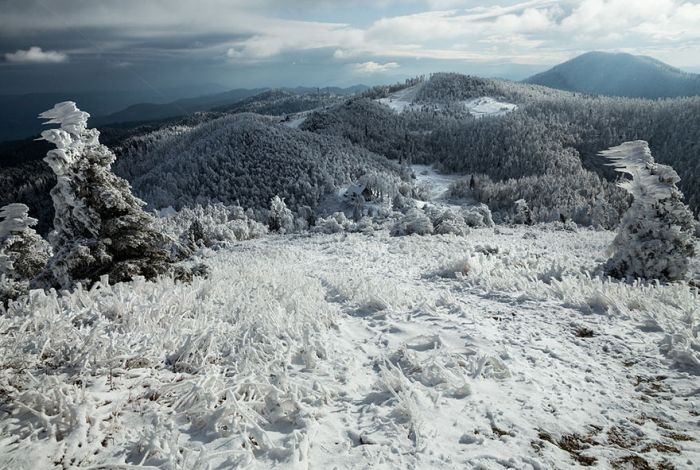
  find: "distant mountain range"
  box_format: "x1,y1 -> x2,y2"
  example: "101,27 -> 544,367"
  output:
524,51 -> 700,98
0,85 -> 368,143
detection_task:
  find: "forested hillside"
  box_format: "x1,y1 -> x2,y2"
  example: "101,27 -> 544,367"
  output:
113,113 -> 407,211
2,73 -> 699,232
211,89 -> 345,116
302,73 -> 700,224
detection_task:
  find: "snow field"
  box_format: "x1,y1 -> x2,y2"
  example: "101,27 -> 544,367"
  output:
0,226 -> 698,468
376,83 -> 517,119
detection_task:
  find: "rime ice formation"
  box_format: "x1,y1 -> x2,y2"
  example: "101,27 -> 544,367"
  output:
38,102 -> 170,288
601,140 -> 696,281
0,203 -> 39,239
0,203 -> 50,302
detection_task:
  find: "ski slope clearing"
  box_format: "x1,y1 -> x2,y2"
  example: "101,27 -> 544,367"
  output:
377,89 -> 517,119
463,97 -> 518,118
1,227 -> 698,469
377,83 -> 424,113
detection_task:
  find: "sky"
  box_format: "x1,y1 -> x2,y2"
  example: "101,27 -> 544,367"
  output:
1,0 -> 700,96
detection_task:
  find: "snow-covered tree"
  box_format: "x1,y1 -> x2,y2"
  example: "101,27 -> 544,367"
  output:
513,199 -> 533,225
37,102 -> 170,289
601,140 -> 696,282
0,203 -> 51,303
268,195 -> 295,233
0,203 -> 50,281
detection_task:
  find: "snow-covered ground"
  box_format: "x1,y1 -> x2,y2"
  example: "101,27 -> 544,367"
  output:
412,164 -> 468,205
280,111 -> 311,129
377,84 -> 517,119
463,97 -> 518,118
377,84 -> 423,113
1,226 -> 698,469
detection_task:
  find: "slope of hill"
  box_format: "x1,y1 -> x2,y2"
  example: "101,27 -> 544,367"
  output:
94,86 -> 367,127
113,113 -> 407,211
211,89 -> 345,116
92,88 -> 266,126
524,51 -> 700,98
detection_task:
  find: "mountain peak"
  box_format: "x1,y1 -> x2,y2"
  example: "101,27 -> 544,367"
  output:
524,51 -> 700,98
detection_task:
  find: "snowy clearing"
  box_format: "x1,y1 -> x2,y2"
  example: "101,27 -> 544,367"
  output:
376,83 -> 517,120
280,111 -> 311,129
412,164 -> 469,205
463,97 -> 518,118
377,83 -> 424,113
1,226 -> 698,469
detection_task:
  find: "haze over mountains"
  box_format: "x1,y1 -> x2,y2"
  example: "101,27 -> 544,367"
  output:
2,52 -> 699,143
0,86 -> 367,143
525,51 -> 700,99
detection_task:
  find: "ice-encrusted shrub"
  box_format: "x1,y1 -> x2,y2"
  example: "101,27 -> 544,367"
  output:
156,203 -> 268,256
424,206 -> 469,236
350,216 -> 376,234
313,212 -> 353,234
462,203 -> 494,228
37,102 -> 171,289
391,208 -> 434,236
392,193 -> 417,213
412,183 -> 432,202
601,141 -> 696,282
268,195 -> 295,233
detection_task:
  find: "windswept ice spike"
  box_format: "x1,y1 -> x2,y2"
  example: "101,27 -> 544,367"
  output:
0,203 -> 37,240
38,101 -> 90,136
599,140 -> 679,204
599,140 -> 654,173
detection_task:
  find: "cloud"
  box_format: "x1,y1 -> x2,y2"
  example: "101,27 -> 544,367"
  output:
4,46 -> 67,64
352,61 -> 400,73
1,0 -> 699,74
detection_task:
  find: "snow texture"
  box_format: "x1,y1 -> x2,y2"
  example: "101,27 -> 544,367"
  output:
0,226 -> 697,469
377,85 -> 517,119
462,97 -> 518,118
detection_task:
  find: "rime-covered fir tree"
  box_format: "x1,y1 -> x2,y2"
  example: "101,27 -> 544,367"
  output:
601,140 -> 696,282
513,199 -> 533,225
268,195 -> 295,233
37,102 -> 170,289
0,203 -> 50,280
0,203 -> 51,302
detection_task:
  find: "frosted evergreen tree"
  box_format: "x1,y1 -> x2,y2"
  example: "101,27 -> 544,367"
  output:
601,140 -> 696,282
0,203 -> 50,302
37,102 -> 170,289
0,203 -> 51,280
268,195 -> 295,233
513,199 -> 533,225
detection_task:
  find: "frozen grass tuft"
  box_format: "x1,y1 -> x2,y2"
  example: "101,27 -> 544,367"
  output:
444,234 -> 700,372
0,248 -> 337,468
